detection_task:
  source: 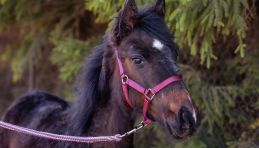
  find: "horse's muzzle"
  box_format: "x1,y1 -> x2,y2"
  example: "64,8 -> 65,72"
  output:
163,106 -> 197,139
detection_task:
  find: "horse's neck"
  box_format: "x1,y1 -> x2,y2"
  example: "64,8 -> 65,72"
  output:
85,95 -> 135,148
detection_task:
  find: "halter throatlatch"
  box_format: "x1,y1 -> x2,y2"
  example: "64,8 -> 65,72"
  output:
115,49 -> 182,125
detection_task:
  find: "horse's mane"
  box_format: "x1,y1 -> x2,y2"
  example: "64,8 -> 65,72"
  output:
67,43 -> 107,135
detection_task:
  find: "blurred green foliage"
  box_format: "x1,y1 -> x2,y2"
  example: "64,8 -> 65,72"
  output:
50,37 -> 96,81
0,0 -> 258,147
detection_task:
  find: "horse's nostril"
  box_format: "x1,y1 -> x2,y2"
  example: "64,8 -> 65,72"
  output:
180,112 -> 189,129
179,108 -> 194,130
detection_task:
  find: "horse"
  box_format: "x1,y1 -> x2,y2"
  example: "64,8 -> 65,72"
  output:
0,0 -> 199,147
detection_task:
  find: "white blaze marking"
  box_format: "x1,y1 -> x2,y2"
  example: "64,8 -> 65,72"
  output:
152,39 -> 164,50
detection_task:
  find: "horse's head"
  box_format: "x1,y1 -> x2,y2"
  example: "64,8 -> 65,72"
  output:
108,0 -> 199,139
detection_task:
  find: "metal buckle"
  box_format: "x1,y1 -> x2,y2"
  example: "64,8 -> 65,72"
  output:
119,121 -> 146,138
121,74 -> 128,85
144,88 -> 156,101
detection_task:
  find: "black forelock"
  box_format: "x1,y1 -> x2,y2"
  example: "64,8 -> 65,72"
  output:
137,8 -> 179,60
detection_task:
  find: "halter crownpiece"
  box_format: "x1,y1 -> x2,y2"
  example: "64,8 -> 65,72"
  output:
115,49 -> 182,125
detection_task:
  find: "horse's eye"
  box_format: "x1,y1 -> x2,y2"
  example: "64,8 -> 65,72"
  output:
132,58 -> 143,65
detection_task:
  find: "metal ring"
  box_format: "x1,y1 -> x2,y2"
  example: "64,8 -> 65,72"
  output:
145,88 -> 156,101
121,74 -> 128,85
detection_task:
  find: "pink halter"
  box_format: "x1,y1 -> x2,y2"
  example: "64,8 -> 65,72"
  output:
115,49 -> 181,125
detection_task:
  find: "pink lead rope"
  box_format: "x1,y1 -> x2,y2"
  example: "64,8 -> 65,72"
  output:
115,49 -> 182,125
0,120 -> 146,143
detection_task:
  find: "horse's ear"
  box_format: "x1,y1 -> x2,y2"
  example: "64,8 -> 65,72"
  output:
151,0 -> 166,18
112,0 -> 138,45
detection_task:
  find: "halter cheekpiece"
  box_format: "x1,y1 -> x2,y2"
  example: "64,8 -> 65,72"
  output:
114,48 -> 182,125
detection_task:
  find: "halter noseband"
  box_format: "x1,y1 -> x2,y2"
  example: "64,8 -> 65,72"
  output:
115,49 -> 181,125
